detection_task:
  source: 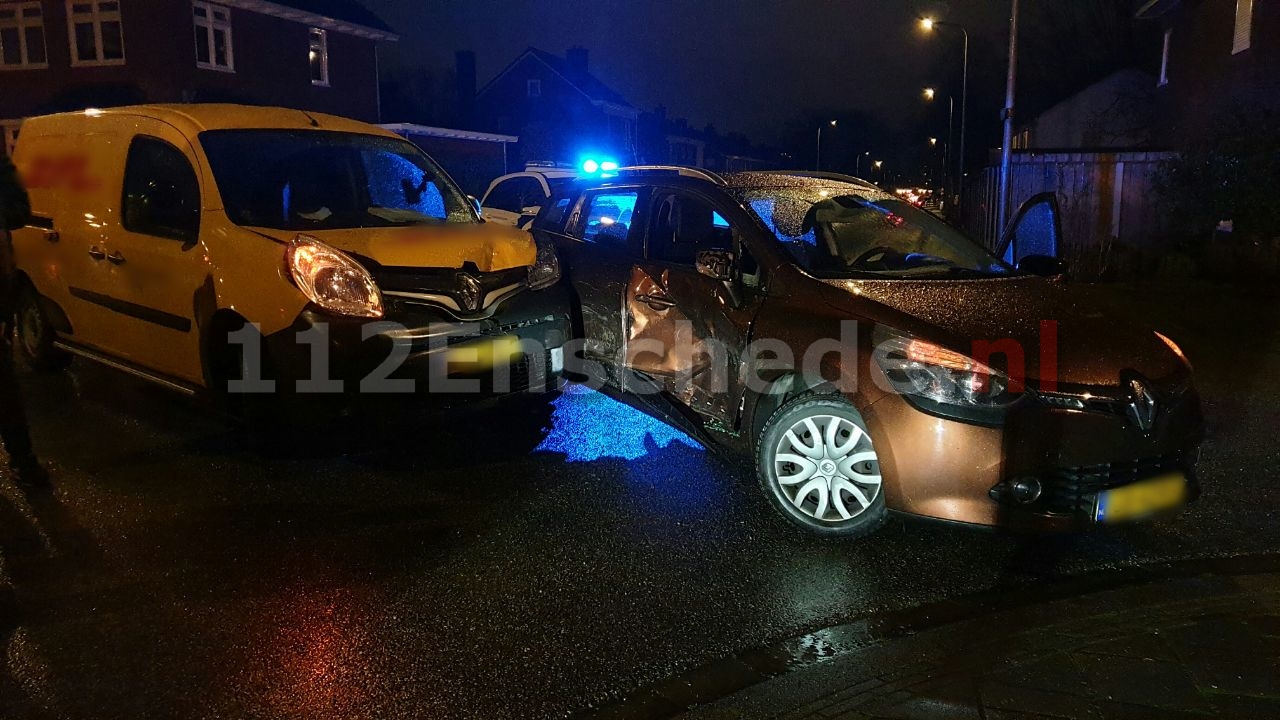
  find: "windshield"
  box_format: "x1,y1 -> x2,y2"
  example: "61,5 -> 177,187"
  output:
738,184 -> 1013,279
200,130 -> 476,230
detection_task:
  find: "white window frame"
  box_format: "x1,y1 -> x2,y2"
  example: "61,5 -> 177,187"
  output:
1232,0 -> 1253,54
1158,28 -> 1171,86
527,78 -> 541,98
193,0 -> 233,72
309,27 -> 328,86
66,0 -> 124,67
0,2 -> 48,70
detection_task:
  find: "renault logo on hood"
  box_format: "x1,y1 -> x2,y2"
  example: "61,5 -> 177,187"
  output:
456,272 -> 483,312
1126,376 -> 1158,433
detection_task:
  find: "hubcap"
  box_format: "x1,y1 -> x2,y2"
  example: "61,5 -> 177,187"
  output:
18,302 -> 41,357
773,414 -> 882,523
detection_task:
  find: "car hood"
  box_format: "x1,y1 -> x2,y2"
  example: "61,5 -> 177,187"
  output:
248,223 -> 537,271
823,275 -> 1185,388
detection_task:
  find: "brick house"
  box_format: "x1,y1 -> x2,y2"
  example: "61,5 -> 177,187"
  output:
1,0 -> 396,154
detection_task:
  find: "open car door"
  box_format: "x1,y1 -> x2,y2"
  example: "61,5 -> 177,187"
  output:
997,192 -> 1063,268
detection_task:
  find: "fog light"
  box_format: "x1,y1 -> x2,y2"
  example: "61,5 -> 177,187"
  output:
990,477 -> 1043,505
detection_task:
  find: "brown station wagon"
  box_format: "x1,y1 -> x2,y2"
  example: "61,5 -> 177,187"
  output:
535,167 -> 1203,537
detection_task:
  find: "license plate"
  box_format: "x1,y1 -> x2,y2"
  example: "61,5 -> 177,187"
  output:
1094,472 -> 1187,523
443,336 -> 522,373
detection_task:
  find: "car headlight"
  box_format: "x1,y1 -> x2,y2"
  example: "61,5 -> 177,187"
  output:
527,238 -> 561,290
285,234 -> 384,318
874,328 -> 1023,422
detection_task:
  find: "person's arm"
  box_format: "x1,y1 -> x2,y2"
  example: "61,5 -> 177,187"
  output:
0,154 -> 31,232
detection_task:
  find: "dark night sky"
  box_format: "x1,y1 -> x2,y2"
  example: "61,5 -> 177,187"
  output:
366,0 -> 1011,146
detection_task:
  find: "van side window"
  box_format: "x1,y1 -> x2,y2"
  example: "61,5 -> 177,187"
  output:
578,191 -> 639,249
647,192 -> 733,265
123,136 -> 201,243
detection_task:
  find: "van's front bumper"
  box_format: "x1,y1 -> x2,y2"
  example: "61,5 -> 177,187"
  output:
264,285 -> 572,400
862,381 -> 1205,532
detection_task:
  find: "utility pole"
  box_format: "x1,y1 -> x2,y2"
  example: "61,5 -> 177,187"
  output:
996,0 -> 1020,237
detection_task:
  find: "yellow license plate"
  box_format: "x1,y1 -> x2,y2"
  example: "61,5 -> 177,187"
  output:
443,336 -> 522,373
1095,472 -> 1187,523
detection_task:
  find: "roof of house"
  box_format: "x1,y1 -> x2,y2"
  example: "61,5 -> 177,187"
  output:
479,47 -> 633,108
220,0 -> 396,40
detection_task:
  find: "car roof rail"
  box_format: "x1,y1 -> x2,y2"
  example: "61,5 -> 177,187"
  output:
768,170 -> 879,189
614,165 -> 728,186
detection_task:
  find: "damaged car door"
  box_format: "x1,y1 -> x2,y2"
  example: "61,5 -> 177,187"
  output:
622,189 -> 762,424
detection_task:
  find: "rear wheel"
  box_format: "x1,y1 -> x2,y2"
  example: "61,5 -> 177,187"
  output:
756,395 -> 887,537
14,284 -> 71,371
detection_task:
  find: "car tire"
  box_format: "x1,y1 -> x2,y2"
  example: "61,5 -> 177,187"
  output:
13,284 -> 71,372
756,395 -> 887,538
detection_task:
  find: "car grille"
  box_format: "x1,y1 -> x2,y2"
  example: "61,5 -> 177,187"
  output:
472,350 -> 554,394
1040,453 -> 1184,514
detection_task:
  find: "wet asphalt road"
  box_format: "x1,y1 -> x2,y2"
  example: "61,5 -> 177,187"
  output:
1,281 -> 1277,719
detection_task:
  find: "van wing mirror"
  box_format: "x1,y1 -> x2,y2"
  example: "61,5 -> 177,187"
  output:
998,192 -> 1062,265
696,249 -> 735,282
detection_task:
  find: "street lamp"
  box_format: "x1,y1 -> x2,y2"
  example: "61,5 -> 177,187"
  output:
929,137 -> 938,146
873,159 -> 884,183
920,16 -> 969,209
997,0 -> 1022,235
816,119 -> 836,171
923,87 -> 936,101
855,150 -> 870,177
923,87 -> 955,200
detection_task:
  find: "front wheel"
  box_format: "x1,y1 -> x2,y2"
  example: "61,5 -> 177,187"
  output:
756,395 -> 887,537
14,284 -> 71,371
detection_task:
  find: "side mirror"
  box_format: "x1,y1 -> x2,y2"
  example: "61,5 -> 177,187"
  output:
696,249 -> 735,282
468,195 -> 483,217
1018,254 -> 1068,278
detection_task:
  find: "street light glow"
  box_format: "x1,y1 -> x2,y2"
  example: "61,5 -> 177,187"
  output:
929,137 -> 938,146
923,87 -> 936,101
920,17 -> 935,31
874,160 -> 884,168
829,119 -> 838,127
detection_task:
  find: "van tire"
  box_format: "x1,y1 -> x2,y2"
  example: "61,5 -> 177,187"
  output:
13,284 -> 71,372
756,395 -> 887,538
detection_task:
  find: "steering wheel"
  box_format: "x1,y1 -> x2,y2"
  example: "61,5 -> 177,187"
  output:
851,246 -> 898,270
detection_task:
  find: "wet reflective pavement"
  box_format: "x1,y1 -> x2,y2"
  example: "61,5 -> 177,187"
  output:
1,281 -> 1277,719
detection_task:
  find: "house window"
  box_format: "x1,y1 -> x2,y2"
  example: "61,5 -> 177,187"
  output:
0,2 -> 47,69
1233,0 -> 1253,54
1158,28 -> 1171,86
67,0 -> 123,66
526,79 -> 540,97
309,27 -> 327,85
193,1 -> 232,71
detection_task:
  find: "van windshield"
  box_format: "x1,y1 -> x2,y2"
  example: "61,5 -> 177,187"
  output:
200,130 -> 477,230
736,184 -> 1013,279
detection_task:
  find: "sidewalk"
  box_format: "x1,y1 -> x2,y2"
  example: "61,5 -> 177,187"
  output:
591,559 -> 1280,719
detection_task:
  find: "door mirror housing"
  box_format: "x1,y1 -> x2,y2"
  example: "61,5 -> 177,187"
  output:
696,249 -> 735,282
1018,254 -> 1068,278
468,195 -> 483,217
998,192 -> 1062,266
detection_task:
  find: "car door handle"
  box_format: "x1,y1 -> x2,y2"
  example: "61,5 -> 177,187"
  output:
636,293 -> 676,311
88,247 -> 106,261
106,251 -> 126,265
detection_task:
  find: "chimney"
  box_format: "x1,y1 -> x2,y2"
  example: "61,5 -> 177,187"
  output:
455,50 -> 477,127
566,46 -> 588,75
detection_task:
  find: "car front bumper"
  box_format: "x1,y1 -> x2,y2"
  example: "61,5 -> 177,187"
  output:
862,384 -> 1205,532
264,285 -> 573,400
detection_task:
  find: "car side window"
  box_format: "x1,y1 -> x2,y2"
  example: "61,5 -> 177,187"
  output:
579,190 -> 639,249
647,192 -> 733,265
122,136 -> 201,244
484,179 -> 523,213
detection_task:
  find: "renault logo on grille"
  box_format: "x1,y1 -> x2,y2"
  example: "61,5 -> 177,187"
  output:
1126,377 -> 1157,433
456,272 -> 482,312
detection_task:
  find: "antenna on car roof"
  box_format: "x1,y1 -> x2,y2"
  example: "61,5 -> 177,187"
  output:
299,110 -> 320,128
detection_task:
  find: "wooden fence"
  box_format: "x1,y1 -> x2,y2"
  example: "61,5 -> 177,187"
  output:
962,150 -> 1179,276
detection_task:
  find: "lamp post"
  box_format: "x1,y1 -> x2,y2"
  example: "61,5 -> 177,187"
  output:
996,0 -> 1021,236
816,120 -> 836,171
856,150 -> 870,177
922,87 -> 955,201
873,160 -> 884,183
920,16 -> 969,209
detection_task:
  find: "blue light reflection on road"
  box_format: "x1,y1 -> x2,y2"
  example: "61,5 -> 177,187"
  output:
534,384 -> 704,462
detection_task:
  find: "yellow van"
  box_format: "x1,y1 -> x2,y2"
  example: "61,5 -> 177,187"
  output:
9,104 -> 569,407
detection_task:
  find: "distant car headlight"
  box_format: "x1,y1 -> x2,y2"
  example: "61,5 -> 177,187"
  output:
286,234 -> 384,318
527,238 -> 561,290
874,328 -> 1023,421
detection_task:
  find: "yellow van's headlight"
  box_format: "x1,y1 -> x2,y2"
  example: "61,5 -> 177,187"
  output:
286,235 -> 384,318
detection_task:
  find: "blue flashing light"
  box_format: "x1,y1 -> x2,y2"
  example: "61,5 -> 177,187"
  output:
600,160 -> 619,172
535,384 -> 703,462
582,159 -> 600,174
